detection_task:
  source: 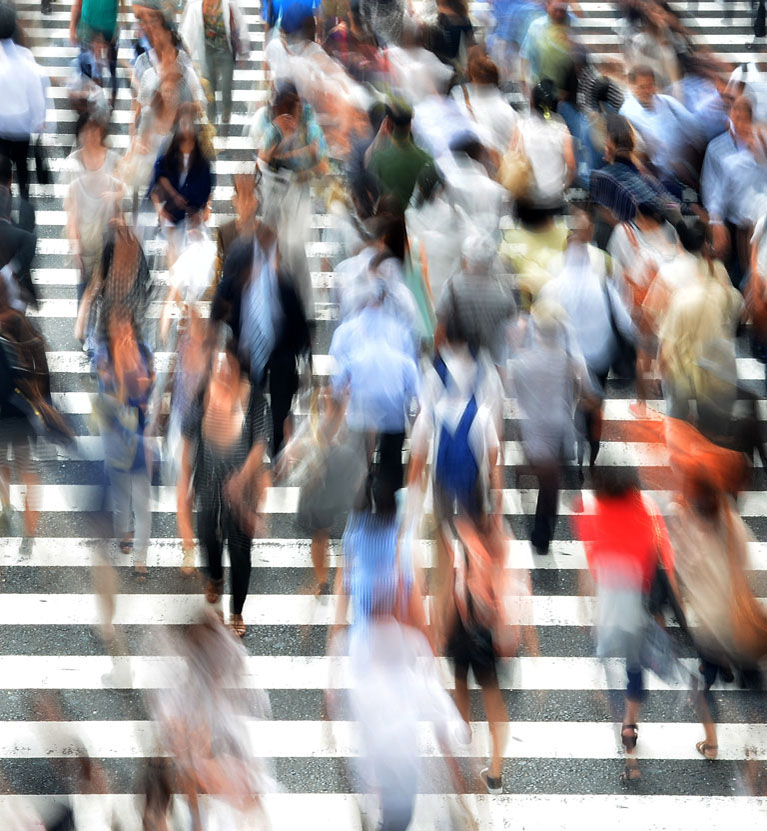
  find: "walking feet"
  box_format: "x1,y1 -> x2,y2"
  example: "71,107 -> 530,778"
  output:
229,613 -> 246,638
696,741 -> 718,760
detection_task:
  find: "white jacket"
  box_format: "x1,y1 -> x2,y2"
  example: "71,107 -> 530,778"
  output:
0,39 -> 46,139
180,0 -> 250,69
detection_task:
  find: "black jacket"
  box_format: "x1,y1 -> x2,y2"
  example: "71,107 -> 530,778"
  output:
211,236 -> 311,386
0,192 -> 37,309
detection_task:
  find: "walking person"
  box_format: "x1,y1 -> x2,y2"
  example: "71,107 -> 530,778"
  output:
177,345 -> 271,637
92,313 -> 154,581
0,4 -> 47,200
572,468 -> 677,783
180,0 -> 250,124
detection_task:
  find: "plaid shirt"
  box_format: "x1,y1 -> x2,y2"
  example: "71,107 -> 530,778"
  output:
589,157 -> 676,223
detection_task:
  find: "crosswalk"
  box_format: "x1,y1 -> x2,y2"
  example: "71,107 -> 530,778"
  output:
2,0 -> 767,828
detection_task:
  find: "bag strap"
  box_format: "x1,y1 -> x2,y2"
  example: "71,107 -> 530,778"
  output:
461,84 -> 476,122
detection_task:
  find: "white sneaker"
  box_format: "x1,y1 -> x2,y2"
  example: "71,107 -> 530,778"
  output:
480,767 -> 503,795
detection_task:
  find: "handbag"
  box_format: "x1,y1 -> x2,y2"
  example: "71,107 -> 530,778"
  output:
497,128 -> 532,200
602,277 -> 637,381
724,507 -> 767,660
34,137 -> 51,187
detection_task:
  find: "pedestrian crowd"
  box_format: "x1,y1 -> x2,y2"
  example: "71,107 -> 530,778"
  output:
3,0 -> 767,826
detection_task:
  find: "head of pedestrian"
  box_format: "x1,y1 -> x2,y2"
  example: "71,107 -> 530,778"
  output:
546,0 -> 568,24
603,113 -> 635,163
634,200 -> 664,232
531,79 -> 558,119
272,81 -> 301,120
629,65 -> 657,109
729,95 -> 754,144
76,113 -> 109,150
592,467 -> 641,500
385,101 -> 413,143
467,49 -> 500,88
0,3 -> 16,40
461,232 -> 497,279
232,162 -> 261,224
206,343 -> 246,420
567,204 -> 594,246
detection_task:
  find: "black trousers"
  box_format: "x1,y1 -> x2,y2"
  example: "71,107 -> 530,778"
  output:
197,506 -> 252,615
530,461 -> 559,554
377,431 -> 406,492
266,358 -> 298,458
0,137 -> 30,199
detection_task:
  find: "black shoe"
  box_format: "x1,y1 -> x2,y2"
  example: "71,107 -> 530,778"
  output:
533,544 -> 549,556
480,768 -> 503,794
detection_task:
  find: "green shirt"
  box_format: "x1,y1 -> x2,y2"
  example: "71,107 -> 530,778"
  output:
368,139 -> 439,212
80,0 -> 119,39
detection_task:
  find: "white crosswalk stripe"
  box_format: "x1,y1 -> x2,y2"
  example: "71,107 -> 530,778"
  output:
2,0 -> 766,828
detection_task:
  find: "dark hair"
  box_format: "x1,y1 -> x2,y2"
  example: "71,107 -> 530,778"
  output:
592,468 -> 640,498
605,112 -> 634,155
676,216 -> 707,255
0,3 -> 17,39
272,81 -> 300,116
371,201 -> 408,264
532,79 -> 558,116
628,64 -> 656,84
75,112 -> 109,142
636,200 -> 664,224
0,154 -> 11,187
450,133 -> 484,160
367,101 -> 387,132
440,0 -> 469,16
164,105 -> 205,174
386,102 -> 413,132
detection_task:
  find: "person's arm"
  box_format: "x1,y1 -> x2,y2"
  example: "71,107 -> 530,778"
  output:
562,130 -> 576,188
177,436 -> 196,551
69,0 -> 83,43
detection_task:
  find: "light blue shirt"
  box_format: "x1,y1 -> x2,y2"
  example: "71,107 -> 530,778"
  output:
701,129 -> 767,225
619,93 -> 702,177
330,309 -> 421,433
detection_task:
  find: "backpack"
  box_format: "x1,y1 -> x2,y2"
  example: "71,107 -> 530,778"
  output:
433,352 -> 483,517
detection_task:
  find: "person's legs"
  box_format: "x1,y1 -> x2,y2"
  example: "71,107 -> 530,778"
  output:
108,467 -> 133,546
377,431 -> 406,492
311,529 -> 330,593
204,41 -> 220,123
219,47 -> 235,123
0,137 -> 30,199
131,469 -> 152,571
197,507 -> 224,597
267,363 -> 297,458
480,678 -> 508,781
227,518 -> 253,617
622,669 -> 644,779
530,461 -> 559,554
107,37 -> 118,107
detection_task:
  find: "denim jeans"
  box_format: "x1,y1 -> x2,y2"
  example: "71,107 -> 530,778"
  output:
204,41 -> 235,122
108,466 -> 151,564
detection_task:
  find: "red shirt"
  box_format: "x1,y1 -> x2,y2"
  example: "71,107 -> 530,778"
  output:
572,490 -> 674,593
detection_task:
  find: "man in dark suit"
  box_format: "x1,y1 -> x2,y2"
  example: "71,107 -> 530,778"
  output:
210,220 -> 311,457
0,155 -> 38,312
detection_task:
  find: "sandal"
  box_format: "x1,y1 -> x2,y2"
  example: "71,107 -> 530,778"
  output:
205,578 -> 224,604
133,564 -> 148,583
621,724 -> 639,752
696,741 -> 718,760
119,539 -> 133,555
619,761 -> 642,783
229,613 -> 246,638
180,547 -> 196,577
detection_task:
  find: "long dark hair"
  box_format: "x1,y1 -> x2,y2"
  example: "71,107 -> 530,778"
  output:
163,105 -> 205,175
